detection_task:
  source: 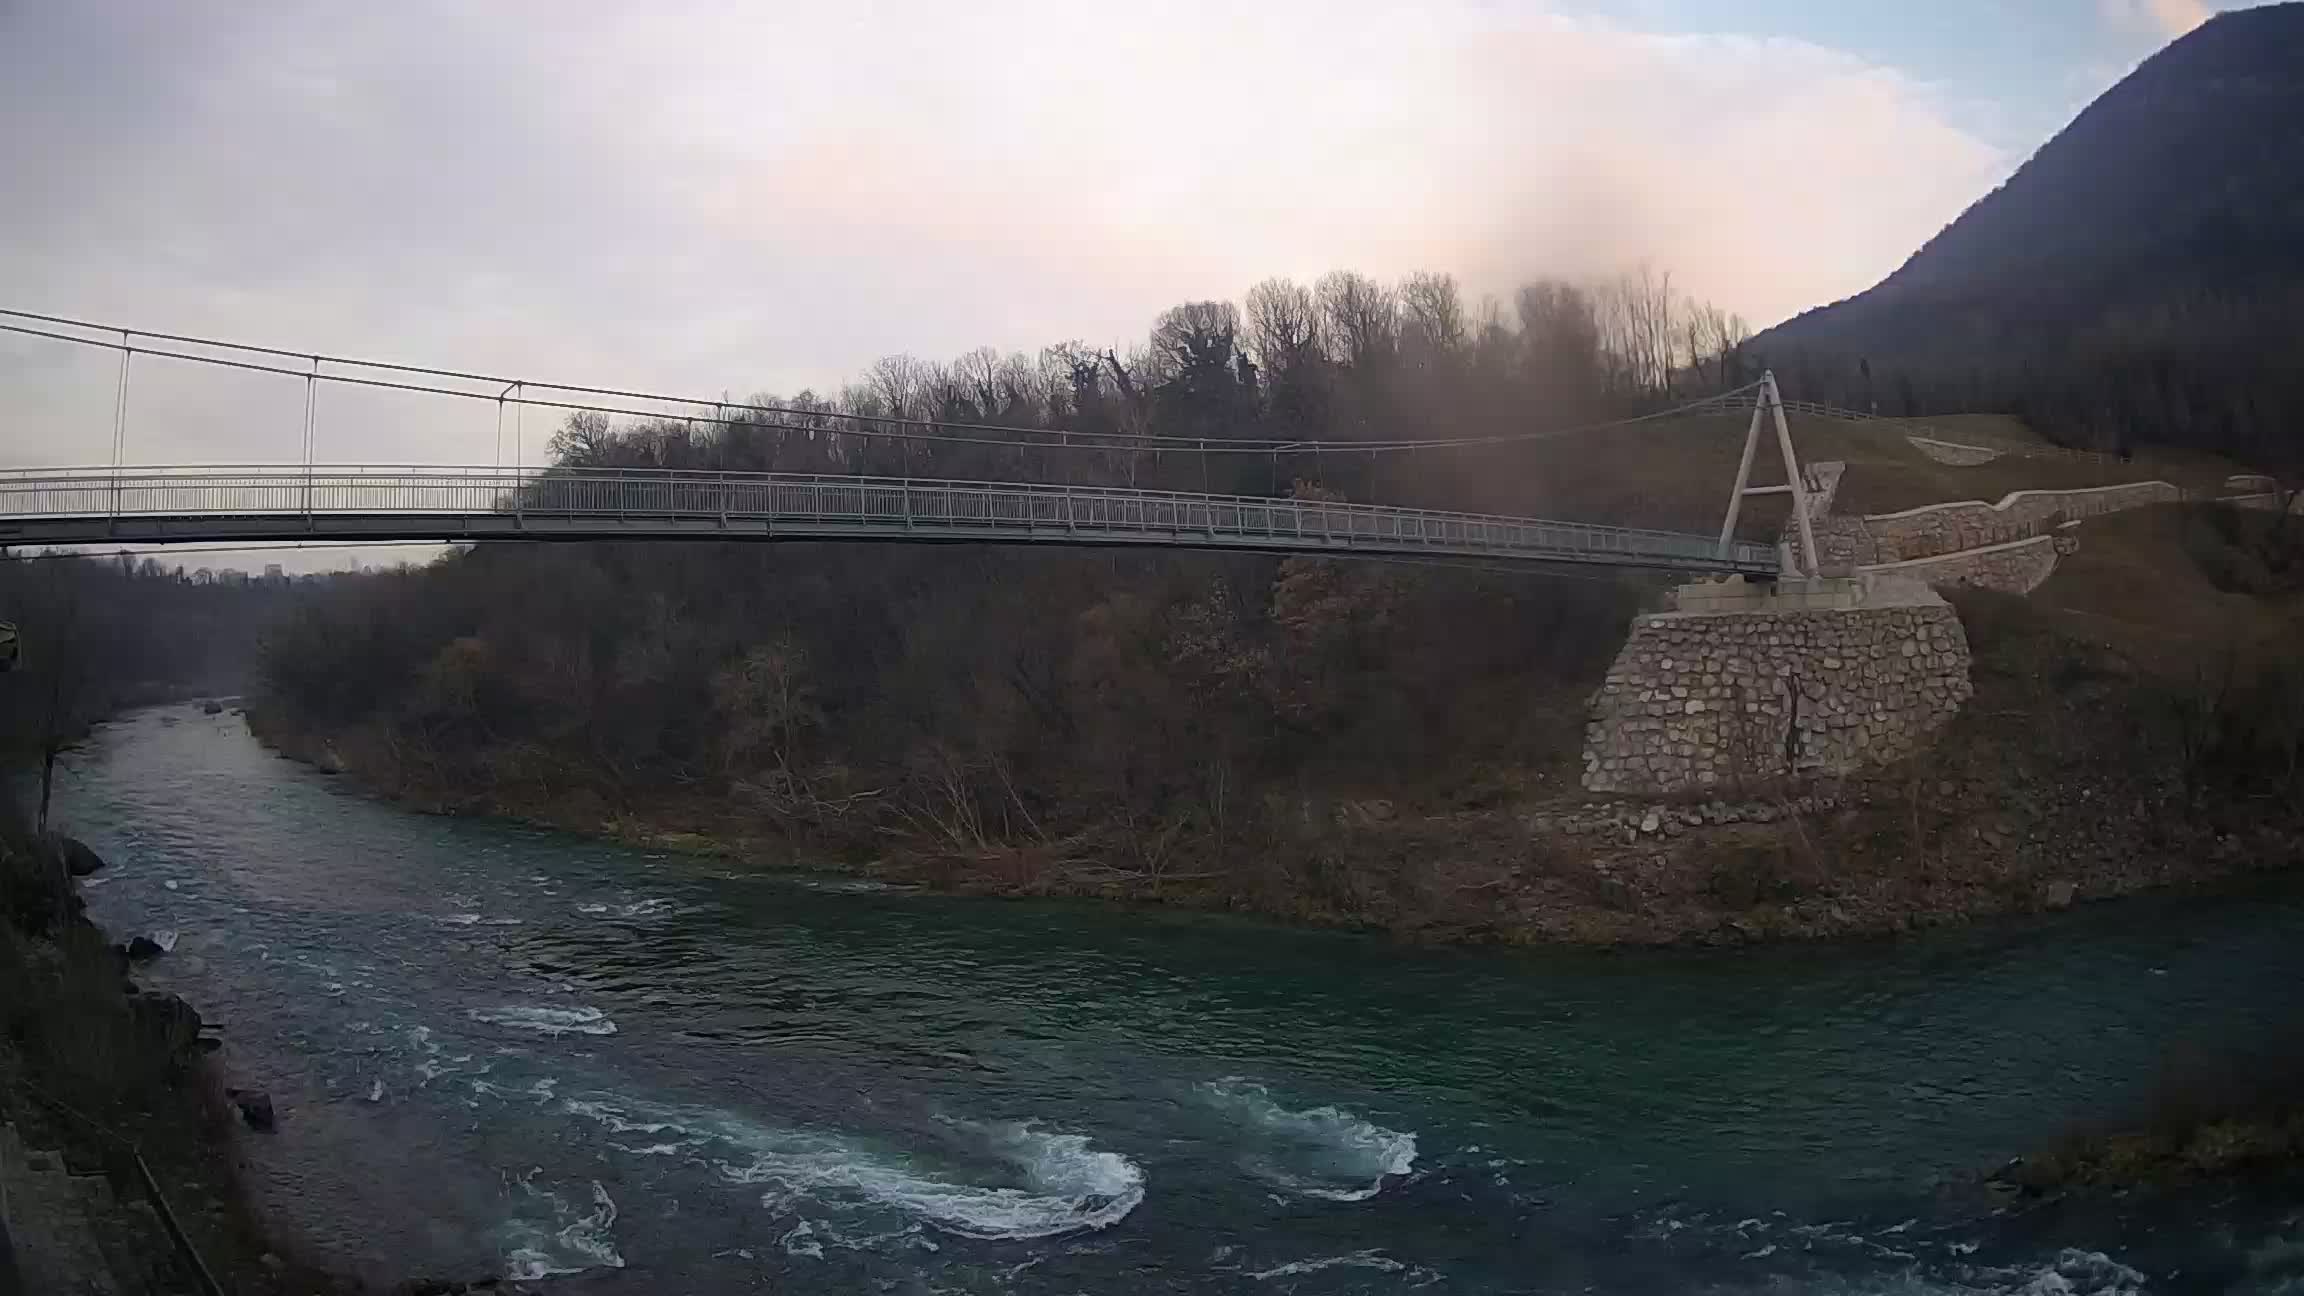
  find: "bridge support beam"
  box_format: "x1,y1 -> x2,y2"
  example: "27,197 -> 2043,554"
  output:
1581,574 -> 1973,796
1718,372 -> 1821,578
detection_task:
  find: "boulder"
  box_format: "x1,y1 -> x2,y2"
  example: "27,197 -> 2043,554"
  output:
226,1087 -> 277,1132
2044,880 -> 2078,910
201,700 -> 225,715
52,835 -> 107,878
124,934 -> 166,961
127,990 -> 207,1069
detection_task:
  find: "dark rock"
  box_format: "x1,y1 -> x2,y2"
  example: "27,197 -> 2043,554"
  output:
126,990 -> 208,1071
201,700 -> 224,715
124,934 -> 166,961
226,1087 -> 277,1131
53,835 -> 107,877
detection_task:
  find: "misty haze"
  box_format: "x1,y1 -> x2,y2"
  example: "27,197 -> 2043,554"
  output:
4,3 -> 2304,1294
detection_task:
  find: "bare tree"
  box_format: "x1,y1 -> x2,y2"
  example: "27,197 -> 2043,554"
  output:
865,353 -> 934,422
1516,279 -> 1602,396
1315,270 -> 1398,371
995,351 -> 1041,422
1683,300 -> 1725,390
952,346 -> 1005,418
1243,278 -> 1322,379
1148,301 -> 1244,384
1398,271 -> 1468,370
1607,264 -> 1678,396
548,410 -> 616,466
20,567 -> 91,834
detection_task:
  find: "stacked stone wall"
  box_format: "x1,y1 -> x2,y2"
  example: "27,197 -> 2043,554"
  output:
1812,517 -> 1880,567
1858,481 -> 2178,562
1861,534 -> 2072,596
1583,597 -> 1972,796
1780,461 -> 1845,572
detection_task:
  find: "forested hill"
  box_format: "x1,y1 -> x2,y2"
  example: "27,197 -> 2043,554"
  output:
1750,2 -> 2304,469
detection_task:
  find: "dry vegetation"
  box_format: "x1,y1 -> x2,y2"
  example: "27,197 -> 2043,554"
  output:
2001,1037 -> 2304,1192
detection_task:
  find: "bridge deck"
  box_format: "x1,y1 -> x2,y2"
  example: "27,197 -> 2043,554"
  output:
0,467 -> 1780,574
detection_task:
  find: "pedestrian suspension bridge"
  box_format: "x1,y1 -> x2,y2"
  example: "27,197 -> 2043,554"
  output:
0,309 -> 1826,576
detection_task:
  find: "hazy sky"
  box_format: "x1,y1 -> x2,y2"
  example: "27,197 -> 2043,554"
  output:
0,0 -> 2243,496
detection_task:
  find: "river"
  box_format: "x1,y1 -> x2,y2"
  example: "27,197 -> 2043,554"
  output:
52,704 -> 2304,1293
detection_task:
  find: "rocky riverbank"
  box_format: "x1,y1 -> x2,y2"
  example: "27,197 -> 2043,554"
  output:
0,822 -> 488,1294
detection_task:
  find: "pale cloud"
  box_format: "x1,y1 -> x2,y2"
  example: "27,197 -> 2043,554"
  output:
2147,0 -> 2215,35
2100,0 -> 2215,36
0,0 -> 2003,476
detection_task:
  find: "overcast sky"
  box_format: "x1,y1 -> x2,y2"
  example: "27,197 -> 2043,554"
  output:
0,0 -> 2243,566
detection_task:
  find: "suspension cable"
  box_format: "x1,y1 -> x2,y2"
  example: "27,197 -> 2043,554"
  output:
0,309 -> 1763,457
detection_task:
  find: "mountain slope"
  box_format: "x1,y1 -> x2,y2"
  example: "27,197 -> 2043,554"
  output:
1751,3 -> 2304,468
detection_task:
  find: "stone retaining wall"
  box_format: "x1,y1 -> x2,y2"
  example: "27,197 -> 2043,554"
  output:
1781,461 -> 1844,572
1858,533 -> 2074,596
1819,480 -> 2180,566
1810,516 -> 1879,568
1583,582 -> 1973,796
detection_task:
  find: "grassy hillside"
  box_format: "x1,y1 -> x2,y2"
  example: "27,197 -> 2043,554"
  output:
2030,503 -> 2304,676
1468,411 -> 2253,539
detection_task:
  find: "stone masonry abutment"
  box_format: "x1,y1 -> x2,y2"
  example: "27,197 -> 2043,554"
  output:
1582,575 -> 1973,796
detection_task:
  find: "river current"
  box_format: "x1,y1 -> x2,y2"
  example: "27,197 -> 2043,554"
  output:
55,704 -> 2304,1293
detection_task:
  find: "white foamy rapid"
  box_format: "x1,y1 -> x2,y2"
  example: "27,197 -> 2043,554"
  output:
1987,1250 -> 2147,1296
501,1176 -> 624,1281
563,1095 -> 1143,1241
1198,1078 -> 1417,1202
1792,1250 -> 2149,1296
730,1121 -> 1143,1241
466,1005 -> 618,1037
1251,1249 -> 1408,1281
574,896 -> 680,918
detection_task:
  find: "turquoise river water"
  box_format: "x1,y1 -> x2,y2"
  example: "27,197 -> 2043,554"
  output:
56,704 -> 2304,1293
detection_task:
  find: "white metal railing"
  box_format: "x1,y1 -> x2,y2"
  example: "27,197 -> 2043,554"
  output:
0,464 -> 1781,572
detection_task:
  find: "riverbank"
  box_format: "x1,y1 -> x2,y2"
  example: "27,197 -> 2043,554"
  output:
0,823 -> 392,1294
1991,1035 -> 2304,1195
248,587 -> 2304,949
